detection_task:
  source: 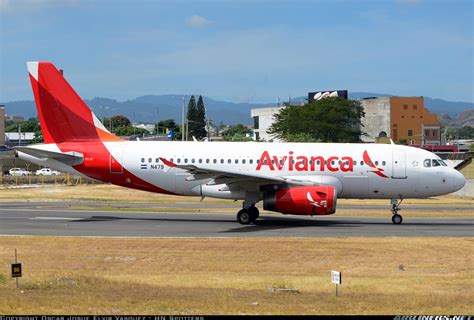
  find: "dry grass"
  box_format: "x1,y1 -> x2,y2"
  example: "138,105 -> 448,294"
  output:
0,236 -> 472,314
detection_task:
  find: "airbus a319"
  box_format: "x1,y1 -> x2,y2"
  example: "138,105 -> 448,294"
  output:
17,62 -> 466,225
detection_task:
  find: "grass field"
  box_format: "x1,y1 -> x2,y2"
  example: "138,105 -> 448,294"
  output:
0,236 -> 472,314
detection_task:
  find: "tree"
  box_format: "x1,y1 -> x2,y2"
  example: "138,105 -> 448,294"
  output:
110,115 -> 131,130
186,96 -> 197,140
154,119 -> 181,140
445,126 -> 474,140
114,126 -> 149,137
222,124 -> 252,141
268,97 -> 365,142
186,95 -> 207,140
5,118 -> 43,143
194,95 -> 207,139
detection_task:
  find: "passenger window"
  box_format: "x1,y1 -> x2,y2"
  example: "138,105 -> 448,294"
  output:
220,159 -> 224,164
271,159 -> 275,164
375,161 -> 379,166
213,159 -> 216,164
177,159 -> 181,164
235,159 -> 238,164
141,158 -> 145,163
360,161 -> 364,166
170,158 -> 174,162
423,159 -> 431,167
148,158 -> 152,163
155,158 -> 159,163
184,159 -> 188,163
192,159 -> 195,163
353,160 -> 357,166
206,159 -> 209,164
250,159 -> 253,164
228,159 -> 231,164
382,161 -> 386,166
242,159 -> 246,164
257,160 -> 260,164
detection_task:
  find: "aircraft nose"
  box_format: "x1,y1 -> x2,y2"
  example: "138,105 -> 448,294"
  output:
451,169 -> 466,192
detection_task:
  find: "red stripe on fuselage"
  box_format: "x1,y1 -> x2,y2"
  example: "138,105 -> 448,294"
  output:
58,142 -> 176,194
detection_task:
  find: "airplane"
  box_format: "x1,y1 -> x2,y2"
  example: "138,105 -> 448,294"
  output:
16,62 -> 466,225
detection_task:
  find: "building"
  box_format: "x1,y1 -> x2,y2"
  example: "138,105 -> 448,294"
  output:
361,96 -> 441,144
250,106 -> 283,142
5,132 -> 35,147
5,115 -> 25,124
0,105 -> 5,145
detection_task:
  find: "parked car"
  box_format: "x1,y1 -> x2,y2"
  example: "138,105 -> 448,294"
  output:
35,168 -> 61,176
9,168 -> 32,176
0,145 -> 12,152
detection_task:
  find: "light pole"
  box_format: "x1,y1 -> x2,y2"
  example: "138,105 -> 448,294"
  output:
182,96 -> 186,141
156,107 -> 160,135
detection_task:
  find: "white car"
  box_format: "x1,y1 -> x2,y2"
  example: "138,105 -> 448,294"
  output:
35,168 -> 61,176
9,168 -> 32,176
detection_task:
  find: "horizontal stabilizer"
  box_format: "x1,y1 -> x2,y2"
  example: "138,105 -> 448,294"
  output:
15,146 -> 84,166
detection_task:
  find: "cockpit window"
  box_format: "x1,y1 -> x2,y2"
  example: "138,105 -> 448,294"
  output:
432,159 -> 441,167
423,159 -> 431,167
440,160 -> 447,166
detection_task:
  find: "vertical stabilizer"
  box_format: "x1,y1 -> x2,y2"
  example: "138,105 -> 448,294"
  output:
27,62 -> 122,144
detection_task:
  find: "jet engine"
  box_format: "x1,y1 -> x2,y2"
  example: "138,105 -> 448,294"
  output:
263,186 -> 337,215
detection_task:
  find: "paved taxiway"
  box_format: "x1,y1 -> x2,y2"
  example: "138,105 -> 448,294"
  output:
0,204 -> 472,237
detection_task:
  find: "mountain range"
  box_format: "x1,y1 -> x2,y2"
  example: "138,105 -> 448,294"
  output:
2,93 -> 473,127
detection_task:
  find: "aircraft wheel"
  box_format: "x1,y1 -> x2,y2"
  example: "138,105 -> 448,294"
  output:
237,209 -> 251,225
392,214 -> 403,225
248,206 -> 259,222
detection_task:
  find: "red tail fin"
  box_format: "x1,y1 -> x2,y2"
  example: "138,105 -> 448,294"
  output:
27,62 -> 122,144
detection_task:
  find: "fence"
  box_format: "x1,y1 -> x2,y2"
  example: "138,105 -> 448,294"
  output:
0,174 -> 100,187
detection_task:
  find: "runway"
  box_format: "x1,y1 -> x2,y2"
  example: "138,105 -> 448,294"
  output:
0,205 -> 472,237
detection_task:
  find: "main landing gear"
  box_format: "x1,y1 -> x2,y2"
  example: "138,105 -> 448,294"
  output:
237,205 -> 259,225
391,198 -> 403,224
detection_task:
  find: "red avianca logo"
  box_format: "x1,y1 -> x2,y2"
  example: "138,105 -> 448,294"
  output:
256,151 -> 354,172
363,150 -> 389,178
256,150 -> 390,178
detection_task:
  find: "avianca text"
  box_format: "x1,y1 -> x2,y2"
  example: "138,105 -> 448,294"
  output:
256,151 -> 354,172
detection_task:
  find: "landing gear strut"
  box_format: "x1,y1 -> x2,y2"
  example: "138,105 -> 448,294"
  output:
391,198 -> 403,224
236,205 -> 259,225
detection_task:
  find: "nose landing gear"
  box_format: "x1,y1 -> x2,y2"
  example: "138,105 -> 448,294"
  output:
391,198 -> 403,224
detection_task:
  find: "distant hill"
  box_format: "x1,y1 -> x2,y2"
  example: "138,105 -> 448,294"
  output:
2,93 -> 473,126
439,109 -> 474,128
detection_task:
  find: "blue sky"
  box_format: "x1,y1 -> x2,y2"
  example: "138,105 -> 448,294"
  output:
1,0 -> 473,103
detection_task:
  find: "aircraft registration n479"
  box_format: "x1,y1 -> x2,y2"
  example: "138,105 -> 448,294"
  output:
17,62 -> 466,225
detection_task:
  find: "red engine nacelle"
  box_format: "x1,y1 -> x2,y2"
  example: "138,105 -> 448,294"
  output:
263,186 -> 337,215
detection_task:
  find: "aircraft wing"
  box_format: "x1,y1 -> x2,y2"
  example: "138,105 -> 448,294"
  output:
159,157 -> 338,188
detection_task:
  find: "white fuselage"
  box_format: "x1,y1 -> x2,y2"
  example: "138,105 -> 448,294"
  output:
23,141 -> 465,200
